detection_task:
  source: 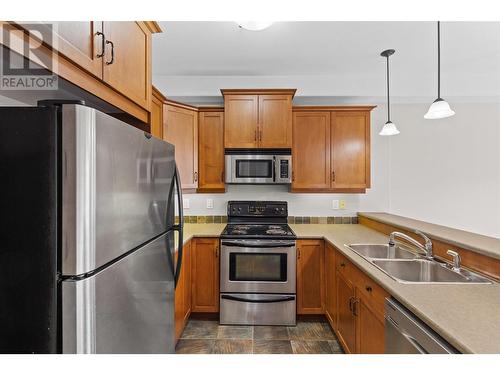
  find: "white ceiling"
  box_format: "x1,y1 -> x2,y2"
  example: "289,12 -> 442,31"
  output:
152,21 -> 500,103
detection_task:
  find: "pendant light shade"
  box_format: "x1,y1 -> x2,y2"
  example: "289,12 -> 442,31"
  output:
425,21 -> 455,119
379,49 -> 400,136
380,121 -> 400,136
424,98 -> 455,119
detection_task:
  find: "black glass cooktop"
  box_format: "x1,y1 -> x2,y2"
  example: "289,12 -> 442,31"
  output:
220,223 -> 296,240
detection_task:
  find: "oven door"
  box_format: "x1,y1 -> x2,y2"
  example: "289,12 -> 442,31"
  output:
225,154 -> 275,184
220,240 -> 296,294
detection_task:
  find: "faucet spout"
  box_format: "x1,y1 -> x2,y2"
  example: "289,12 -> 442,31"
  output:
389,230 -> 434,260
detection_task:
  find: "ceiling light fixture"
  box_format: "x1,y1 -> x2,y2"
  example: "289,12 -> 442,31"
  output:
237,21 -> 274,31
424,21 -> 455,119
379,49 -> 400,136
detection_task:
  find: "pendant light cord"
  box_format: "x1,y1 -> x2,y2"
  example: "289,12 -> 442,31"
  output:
386,54 -> 391,122
437,21 -> 441,99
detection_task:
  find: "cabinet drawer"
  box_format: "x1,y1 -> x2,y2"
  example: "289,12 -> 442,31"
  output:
356,272 -> 388,317
336,251 -> 357,281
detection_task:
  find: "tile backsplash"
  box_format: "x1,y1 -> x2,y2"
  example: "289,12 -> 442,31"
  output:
177,215 -> 359,224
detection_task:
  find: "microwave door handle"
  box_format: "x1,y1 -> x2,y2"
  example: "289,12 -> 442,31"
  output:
273,156 -> 277,182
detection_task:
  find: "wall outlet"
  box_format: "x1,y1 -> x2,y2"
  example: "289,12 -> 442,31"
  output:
183,198 -> 190,209
339,200 -> 346,209
206,198 -> 214,209
332,200 -> 340,210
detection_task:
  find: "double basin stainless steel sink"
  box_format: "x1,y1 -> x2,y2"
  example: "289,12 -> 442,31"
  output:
345,244 -> 492,284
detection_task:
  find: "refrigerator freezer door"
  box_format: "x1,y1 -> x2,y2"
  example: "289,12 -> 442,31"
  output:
62,104 -> 176,276
62,232 -> 175,354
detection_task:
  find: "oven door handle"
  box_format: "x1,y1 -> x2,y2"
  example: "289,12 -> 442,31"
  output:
221,295 -> 295,304
221,240 -> 296,248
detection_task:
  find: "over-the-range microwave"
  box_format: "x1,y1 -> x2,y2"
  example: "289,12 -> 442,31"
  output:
225,149 -> 292,184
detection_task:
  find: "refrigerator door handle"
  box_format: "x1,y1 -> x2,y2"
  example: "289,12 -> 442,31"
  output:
172,163 -> 184,288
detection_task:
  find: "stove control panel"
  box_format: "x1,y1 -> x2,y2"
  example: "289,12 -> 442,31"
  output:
227,201 -> 288,217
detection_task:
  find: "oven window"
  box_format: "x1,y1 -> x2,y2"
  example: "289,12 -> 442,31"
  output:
229,253 -> 287,282
236,160 -> 273,179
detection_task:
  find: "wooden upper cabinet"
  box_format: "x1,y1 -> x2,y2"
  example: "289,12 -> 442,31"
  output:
191,238 -> 220,313
223,94 -> 259,148
4,21 -> 160,123
296,239 -> 325,314
292,112 -> 331,191
150,86 -> 165,138
198,110 -> 225,192
259,95 -> 292,148
292,107 -> 374,193
103,22 -> 152,110
50,22 -> 104,79
163,102 -> 198,190
222,89 -> 295,149
331,111 -> 371,189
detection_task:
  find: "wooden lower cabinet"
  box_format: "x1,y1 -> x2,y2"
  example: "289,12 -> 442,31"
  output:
175,240 -> 191,342
336,271 -> 357,353
325,240 -> 390,354
296,239 -> 325,314
324,242 -> 337,329
356,296 -> 386,354
191,238 -> 220,313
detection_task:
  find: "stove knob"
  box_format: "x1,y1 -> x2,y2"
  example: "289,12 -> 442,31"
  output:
275,208 -> 279,212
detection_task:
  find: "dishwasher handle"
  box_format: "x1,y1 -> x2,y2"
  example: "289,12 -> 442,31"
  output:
386,316 -> 428,354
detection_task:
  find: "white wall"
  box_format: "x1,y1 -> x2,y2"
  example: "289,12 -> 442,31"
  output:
183,105 -> 390,217
388,103 -> 500,238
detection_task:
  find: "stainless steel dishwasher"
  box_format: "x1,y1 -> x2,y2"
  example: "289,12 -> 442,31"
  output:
385,298 -> 459,354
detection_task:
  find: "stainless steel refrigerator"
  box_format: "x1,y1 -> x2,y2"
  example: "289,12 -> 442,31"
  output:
0,101 -> 184,353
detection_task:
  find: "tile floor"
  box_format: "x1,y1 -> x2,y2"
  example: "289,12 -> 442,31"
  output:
176,316 -> 344,354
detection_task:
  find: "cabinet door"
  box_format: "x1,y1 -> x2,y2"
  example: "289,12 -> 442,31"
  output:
150,88 -> 164,138
325,242 -> 336,330
336,271 -> 356,353
191,238 -> 220,313
224,95 -> 258,148
331,111 -> 370,189
292,112 -> 331,191
163,104 -> 198,190
296,240 -> 325,314
103,22 -> 151,109
198,111 -> 225,192
51,22 -> 104,79
258,95 -> 292,148
356,296 -> 385,354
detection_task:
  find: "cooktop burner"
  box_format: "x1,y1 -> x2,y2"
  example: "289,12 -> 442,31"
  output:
221,201 -> 296,240
220,223 -> 296,239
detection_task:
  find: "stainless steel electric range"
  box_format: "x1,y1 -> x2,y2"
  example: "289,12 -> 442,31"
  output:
219,201 -> 297,326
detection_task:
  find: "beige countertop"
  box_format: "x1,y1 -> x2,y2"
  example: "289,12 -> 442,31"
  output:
175,221 -> 500,353
359,212 -> 500,260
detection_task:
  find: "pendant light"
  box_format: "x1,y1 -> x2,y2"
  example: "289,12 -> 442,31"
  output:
379,49 -> 400,136
424,21 -> 455,119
